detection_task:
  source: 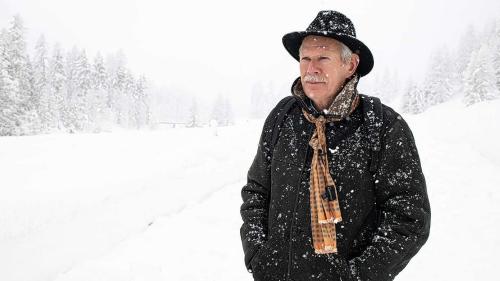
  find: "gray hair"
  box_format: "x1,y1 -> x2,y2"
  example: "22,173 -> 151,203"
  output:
339,42 -> 353,64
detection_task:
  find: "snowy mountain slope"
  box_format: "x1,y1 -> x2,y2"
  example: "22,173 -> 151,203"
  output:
397,99 -> 500,281
1,99 -> 499,281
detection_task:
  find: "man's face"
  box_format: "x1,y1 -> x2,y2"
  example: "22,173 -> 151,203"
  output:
299,36 -> 358,109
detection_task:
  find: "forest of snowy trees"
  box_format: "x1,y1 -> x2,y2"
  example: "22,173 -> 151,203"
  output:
401,20 -> 500,113
2,14 -> 499,136
0,16 -> 153,136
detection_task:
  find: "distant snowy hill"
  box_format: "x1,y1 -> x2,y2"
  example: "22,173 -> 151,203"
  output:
1,99 -> 499,281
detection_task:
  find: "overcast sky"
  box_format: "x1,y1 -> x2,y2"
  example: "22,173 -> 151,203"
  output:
1,0 -> 500,108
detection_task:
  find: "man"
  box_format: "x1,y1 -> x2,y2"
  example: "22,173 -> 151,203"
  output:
240,10 -> 431,281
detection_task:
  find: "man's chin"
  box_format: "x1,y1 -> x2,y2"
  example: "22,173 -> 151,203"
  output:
304,83 -> 327,92
304,89 -> 327,100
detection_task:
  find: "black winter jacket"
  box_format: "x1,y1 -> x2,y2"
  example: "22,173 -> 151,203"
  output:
240,93 -> 431,281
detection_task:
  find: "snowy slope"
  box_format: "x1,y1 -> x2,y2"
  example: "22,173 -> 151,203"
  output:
1,99 -> 499,281
397,99 -> 500,281
0,125 -> 258,281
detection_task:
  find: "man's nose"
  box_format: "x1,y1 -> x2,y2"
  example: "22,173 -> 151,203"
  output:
306,60 -> 320,74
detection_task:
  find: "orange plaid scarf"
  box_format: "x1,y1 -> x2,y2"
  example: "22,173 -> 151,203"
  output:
300,75 -> 360,254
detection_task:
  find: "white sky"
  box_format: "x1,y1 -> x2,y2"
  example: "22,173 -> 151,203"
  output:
1,0 -> 500,107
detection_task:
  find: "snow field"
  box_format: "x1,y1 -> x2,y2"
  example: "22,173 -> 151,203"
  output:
1,99 -> 500,281
0,123 -> 259,281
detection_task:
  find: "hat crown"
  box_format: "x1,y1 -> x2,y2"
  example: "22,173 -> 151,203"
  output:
306,10 -> 356,38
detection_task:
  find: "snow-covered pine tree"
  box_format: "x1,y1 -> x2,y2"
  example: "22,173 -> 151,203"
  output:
106,51 -> 131,127
0,28 -> 21,135
88,52 -> 110,132
3,15 -> 40,135
130,75 -> 149,129
422,48 -> 454,107
3,16 -> 39,134
129,74 -> 140,129
222,97 -> 234,126
456,25 -> 480,88
463,43 -> 500,106
121,69 -> 135,128
492,20 -> 500,93
211,94 -> 234,127
211,94 -> 223,127
47,43 -> 66,131
61,46 -> 80,132
24,54 -> 42,134
401,79 -> 426,114
186,97 -> 200,128
33,35 -> 54,132
72,49 -> 91,131
92,52 -> 108,91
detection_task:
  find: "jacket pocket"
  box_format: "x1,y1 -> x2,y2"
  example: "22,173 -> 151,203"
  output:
250,236 -> 287,281
250,238 -> 272,272
321,254 -> 355,281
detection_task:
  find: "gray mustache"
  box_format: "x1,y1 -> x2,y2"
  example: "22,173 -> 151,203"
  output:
303,74 -> 327,83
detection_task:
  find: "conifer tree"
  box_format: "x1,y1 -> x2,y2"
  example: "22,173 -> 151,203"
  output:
422,48 -> 454,107
186,97 -> 200,128
211,94 -> 234,126
33,35 -> 54,132
1,15 -> 39,135
463,44 -> 500,106
402,79 -> 426,114
47,43 -> 66,131
0,28 -> 20,135
89,52 -> 110,131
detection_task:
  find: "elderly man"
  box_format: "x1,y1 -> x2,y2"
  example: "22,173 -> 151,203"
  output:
240,10 -> 431,281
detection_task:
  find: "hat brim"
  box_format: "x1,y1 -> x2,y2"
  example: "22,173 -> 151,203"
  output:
282,31 -> 374,77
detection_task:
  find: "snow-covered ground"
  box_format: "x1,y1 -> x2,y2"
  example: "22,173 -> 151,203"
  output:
1,99 -> 499,281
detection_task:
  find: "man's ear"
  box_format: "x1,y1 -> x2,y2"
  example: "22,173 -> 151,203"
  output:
346,53 -> 360,76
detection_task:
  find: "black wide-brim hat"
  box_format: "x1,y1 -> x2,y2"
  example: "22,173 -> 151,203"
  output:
282,10 -> 374,77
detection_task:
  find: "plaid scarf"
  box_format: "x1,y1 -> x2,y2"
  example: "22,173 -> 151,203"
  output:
294,75 -> 360,254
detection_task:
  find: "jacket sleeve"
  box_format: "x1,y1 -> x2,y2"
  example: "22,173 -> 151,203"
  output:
349,115 -> 431,281
240,109 -> 277,272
